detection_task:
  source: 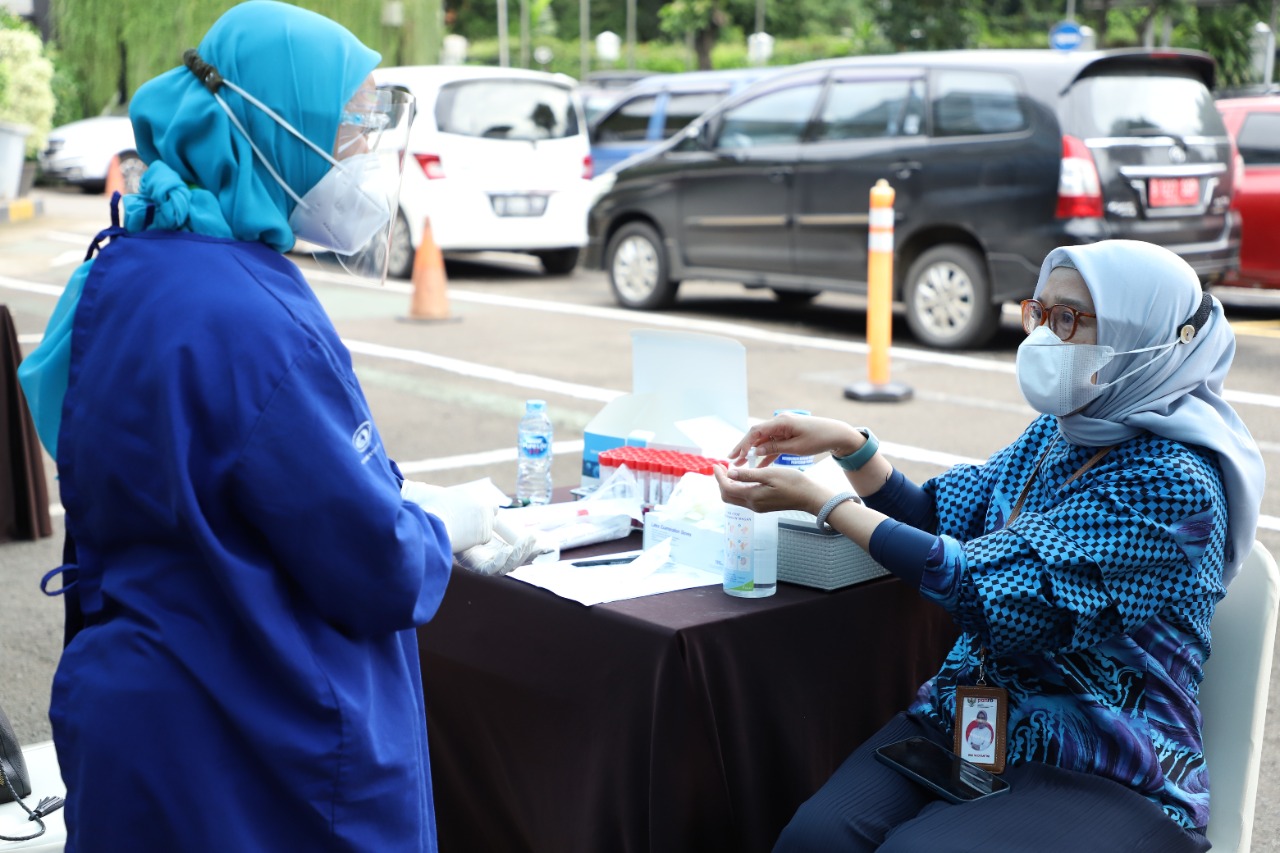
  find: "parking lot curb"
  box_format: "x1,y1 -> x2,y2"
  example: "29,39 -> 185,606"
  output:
0,197 -> 43,224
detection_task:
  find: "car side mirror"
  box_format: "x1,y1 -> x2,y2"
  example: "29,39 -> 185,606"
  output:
681,120 -> 713,151
697,120 -> 716,149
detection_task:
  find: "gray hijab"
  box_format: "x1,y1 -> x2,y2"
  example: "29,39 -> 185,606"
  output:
1033,240 -> 1264,584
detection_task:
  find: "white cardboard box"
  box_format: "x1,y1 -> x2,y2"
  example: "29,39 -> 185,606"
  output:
581,330 -> 748,488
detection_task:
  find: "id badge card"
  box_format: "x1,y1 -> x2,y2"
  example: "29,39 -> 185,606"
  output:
954,685 -> 1008,773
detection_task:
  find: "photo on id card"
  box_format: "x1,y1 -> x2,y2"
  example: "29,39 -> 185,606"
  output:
954,685 -> 1007,773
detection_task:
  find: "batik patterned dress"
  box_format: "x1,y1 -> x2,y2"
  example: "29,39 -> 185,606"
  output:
906,414 -> 1227,830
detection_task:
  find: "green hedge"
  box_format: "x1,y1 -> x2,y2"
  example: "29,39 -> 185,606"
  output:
0,12 -> 56,157
461,31 -> 893,80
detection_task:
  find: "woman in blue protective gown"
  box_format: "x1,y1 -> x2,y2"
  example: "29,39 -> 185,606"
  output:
16,3 -> 494,849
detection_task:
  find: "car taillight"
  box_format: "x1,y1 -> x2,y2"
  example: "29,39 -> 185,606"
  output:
582,154 -> 593,180
1056,134 -> 1103,219
415,153 -> 445,179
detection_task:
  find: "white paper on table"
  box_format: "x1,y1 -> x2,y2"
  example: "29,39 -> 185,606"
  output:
506,540 -> 722,606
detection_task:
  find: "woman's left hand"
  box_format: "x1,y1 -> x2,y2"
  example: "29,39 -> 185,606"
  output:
712,464 -> 830,516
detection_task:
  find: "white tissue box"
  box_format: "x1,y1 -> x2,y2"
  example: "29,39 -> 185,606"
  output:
642,511 -> 726,573
777,511 -> 889,591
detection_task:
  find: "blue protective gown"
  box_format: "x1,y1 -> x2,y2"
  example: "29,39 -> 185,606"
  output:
47,223 -> 452,850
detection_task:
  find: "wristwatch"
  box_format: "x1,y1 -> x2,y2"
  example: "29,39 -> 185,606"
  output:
832,427 -> 879,472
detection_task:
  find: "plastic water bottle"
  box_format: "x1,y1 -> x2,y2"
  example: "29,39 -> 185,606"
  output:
773,408 -> 814,471
516,399 -> 554,505
723,504 -> 778,598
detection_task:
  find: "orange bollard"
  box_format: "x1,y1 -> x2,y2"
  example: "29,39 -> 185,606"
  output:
103,154 -> 125,198
404,218 -> 453,321
844,178 -> 912,403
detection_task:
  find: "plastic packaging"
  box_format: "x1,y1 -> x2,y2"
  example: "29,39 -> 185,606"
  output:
517,399 -> 554,505
723,504 -> 778,598
501,463 -> 645,555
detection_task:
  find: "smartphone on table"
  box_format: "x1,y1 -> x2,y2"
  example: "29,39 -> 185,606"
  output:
874,736 -> 1011,804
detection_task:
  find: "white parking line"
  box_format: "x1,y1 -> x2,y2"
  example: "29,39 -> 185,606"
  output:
0,275 -> 64,297
396,440 -> 586,475
342,340 -> 623,403
50,249 -> 85,268
44,230 -> 97,245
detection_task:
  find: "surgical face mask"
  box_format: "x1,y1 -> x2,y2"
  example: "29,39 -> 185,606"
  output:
288,152 -> 389,255
1016,325 -> 1177,416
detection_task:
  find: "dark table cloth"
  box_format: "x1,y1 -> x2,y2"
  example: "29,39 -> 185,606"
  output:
0,305 -> 52,543
417,532 -> 958,852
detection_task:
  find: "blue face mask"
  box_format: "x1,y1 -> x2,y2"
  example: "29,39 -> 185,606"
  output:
1015,325 -> 1179,416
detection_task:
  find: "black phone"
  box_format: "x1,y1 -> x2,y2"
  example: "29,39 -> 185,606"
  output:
874,736 -> 1010,804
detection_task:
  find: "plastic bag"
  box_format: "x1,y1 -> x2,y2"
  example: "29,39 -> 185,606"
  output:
498,465 -> 645,555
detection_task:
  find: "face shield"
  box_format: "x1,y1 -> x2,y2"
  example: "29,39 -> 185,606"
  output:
294,84 -> 416,284
182,49 -> 416,284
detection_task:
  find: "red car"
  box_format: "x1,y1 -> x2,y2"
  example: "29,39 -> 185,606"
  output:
1217,96 -> 1280,289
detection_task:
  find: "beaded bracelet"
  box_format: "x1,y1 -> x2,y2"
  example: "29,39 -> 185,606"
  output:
815,491 -> 860,529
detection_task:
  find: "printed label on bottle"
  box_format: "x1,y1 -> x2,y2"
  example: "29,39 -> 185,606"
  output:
520,433 -> 550,459
723,505 -> 755,591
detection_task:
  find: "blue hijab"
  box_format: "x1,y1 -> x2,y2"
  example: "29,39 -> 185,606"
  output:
126,0 -> 380,246
1034,240 -> 1265,584
18,0 -> 380,458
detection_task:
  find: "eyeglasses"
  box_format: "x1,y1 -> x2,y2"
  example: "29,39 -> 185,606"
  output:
1020,298 -> 1096,342
335,89 -> 393,156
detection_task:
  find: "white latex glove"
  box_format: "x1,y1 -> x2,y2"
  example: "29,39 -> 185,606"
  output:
456,517 -> 552,576
401,479 -> 496,554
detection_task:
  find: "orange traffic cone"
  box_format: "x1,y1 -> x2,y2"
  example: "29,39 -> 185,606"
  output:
405,218 -> 452,321
103,154 -> 125,197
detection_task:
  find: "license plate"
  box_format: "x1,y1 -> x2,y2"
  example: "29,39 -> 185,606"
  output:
491,194 -> 548,217
1148,177 -> 1200,208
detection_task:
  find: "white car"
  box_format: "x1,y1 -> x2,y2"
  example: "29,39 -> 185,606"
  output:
373,65 -> 595,278
38,115 -> 143,193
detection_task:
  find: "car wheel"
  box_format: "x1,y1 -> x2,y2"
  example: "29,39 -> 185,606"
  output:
536,248 -> 580,276
773,289 -> 818,306
118,152 -> 147,194
606,222 -> 678,310
386,211 -> 415,280
903,245 -> 1001,349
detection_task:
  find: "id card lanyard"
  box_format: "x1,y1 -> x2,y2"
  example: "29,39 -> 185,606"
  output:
954,647 -> 1009,773
955,440 -> 1115,773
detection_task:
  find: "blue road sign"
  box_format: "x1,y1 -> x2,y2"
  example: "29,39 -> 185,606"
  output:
1050,20 -> 1083,51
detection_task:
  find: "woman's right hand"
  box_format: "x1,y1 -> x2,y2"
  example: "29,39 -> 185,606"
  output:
726,413 -> 866,467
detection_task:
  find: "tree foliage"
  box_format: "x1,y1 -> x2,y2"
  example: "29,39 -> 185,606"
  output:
49,0 -> 442,120
39,0 -> 1280,123
658,0 -> 729,69
871,0 -> 980,51
0,11 -> 56,157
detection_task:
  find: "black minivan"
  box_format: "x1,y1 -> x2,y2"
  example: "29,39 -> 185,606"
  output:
584,49 -> 1240,349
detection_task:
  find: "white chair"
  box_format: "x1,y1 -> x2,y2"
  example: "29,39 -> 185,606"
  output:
1201,540 -> 1280,853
